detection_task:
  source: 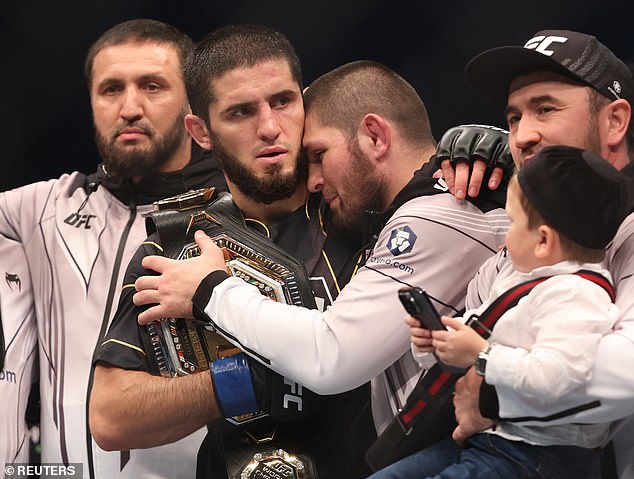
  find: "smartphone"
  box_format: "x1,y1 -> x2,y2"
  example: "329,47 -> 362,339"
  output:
398,287 -> 445,330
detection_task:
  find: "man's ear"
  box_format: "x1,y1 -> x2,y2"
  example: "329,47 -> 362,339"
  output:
604,98 -> 631,149
358,113 -> 391,159
185,114 -> 213,150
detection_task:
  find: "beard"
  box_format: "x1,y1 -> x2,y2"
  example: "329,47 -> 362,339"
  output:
332,138 -> 389,232
584,113 -> 603,155
212,135 -> 307,205
95,106 -> 188,180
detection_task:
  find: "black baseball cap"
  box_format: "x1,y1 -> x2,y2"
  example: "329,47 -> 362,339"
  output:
465,30 -> 634,107
518,146 -> 631,250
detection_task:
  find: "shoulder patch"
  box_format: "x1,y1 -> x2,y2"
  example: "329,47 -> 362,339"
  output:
387,225 -> 417,256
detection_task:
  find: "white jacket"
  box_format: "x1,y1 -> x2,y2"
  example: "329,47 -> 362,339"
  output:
200,175 -> 509,435
0,156 -> 222,478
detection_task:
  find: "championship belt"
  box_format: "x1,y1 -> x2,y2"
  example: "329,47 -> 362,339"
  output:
142,188 -> 317,478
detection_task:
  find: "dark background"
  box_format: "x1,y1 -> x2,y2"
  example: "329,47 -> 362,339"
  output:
1,0 -> 632,191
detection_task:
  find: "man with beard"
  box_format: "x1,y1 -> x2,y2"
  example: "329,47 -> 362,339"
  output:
439,30 -> 634,478
125,59 -> 509,475
0,19 -> 225,478
90,24 -> 375,479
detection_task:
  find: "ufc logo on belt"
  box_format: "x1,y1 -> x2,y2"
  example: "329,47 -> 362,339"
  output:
524,35 -> 568,56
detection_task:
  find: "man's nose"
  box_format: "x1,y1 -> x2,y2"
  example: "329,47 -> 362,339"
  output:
307,162 -> 324,192
512,117 -> 540,152
256,104 -> 282,141
120,86 -> 144,121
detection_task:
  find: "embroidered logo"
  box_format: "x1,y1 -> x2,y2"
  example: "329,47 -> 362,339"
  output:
524,35 -> 568,56
613,80 -> 622,94
5,273 -> 21,292
64,212 -> 97,229
387,226 -> 417,256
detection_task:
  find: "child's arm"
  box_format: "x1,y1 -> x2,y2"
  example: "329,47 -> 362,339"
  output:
406,314 -> 437,369
406,314 -> 434,353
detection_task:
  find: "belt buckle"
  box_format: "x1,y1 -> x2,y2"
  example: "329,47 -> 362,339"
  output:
465,313 -> 493,339
239,449 -> 307,479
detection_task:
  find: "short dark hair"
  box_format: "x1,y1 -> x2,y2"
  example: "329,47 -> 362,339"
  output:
84,19 -> 193,89
185,24 -> 302,123
303,60 -> 435,149
509,175 -> 605,263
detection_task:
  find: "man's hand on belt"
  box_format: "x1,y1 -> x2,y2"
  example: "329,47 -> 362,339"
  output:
135,230 -> 227,324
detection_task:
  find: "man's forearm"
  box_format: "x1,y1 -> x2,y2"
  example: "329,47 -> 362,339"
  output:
90,364 -> 220,450
202,275 -> 411,394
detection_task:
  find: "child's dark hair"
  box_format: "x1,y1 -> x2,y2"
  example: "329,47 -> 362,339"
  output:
509,175 -> 606,263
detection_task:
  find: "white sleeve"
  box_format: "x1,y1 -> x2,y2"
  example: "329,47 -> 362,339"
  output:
206,196 -> 501,394
208,271 -> 409,394
465,249 -> 514,310
0,189 -> 23,240
0,180 -> 58,240
0,184 -> 48,463
581,214 -> 634,422
0,235 -> 37,465
488,276 -> 618,414
410,343 -> 437,370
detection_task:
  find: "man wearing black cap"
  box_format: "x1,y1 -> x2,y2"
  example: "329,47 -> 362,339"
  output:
442,29 -> 633,197
447,30 -> 634,478
369,145 -> 631,479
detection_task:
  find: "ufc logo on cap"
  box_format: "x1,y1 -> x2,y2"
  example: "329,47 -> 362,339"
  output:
524,35 -> 568,56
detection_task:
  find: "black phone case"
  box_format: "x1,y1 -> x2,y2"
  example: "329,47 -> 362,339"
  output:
398,287 -> 445,330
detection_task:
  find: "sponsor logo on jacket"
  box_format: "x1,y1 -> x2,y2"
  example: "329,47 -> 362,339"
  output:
387,226 -> 417,256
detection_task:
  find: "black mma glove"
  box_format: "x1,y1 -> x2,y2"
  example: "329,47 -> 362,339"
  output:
436,124 -> 515,185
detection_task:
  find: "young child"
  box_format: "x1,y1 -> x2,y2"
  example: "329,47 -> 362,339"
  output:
369,145 -> 632,479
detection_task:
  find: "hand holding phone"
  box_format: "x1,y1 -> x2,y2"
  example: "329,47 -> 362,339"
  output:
400,287 -> 467,373
398,287 -> 445,331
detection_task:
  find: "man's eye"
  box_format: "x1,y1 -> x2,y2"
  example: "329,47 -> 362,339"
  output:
102,85 -> 121,95
506,114 -> 520,126
275,96 -> 290,107
144,83 -> 161,92
309,151 -> 324,163
232,107 -> 252,118
537,106 -> 555,114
